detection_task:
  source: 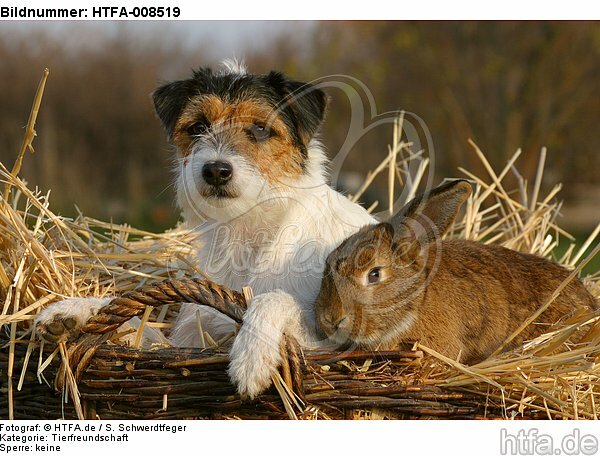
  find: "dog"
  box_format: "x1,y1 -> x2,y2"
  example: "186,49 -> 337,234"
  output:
35,60 -> 376,398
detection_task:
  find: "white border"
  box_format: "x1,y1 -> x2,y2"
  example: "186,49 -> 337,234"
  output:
1,0 -> 599,20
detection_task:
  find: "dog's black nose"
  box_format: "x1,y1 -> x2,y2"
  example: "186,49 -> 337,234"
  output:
202,161 -> 233,187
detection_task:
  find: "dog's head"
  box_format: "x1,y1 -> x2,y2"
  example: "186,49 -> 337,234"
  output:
153,60 -> 328,225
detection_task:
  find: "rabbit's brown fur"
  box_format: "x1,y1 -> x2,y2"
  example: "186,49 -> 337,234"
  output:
315,180 -> 597,364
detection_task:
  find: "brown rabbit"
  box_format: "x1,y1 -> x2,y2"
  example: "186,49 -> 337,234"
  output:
315,180 -> 597,364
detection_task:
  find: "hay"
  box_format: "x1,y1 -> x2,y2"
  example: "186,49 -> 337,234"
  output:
1,71 -> 599,420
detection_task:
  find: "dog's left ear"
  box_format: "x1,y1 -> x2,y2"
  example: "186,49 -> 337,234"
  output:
152,79 -> 195,140
268,72 -> 328,145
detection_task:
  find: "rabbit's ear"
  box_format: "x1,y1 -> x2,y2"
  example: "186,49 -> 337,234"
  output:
391,180 -> 472,245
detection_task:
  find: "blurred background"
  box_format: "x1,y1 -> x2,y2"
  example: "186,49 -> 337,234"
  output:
1,21 -> 598,243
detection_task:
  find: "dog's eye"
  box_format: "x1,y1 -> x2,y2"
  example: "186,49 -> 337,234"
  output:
367,267 -> 382,285
246,123 -> 271,142
187,120 -> 209,137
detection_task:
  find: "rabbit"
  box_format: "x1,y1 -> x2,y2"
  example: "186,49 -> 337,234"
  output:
315,179 -> 598,364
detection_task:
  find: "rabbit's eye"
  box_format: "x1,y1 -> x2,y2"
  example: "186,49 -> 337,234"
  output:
367,267 -> 382,285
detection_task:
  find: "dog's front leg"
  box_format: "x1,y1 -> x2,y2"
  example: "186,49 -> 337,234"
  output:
228,289 -> 306,399
35,297 -> 113,342
36,297 -> 170,346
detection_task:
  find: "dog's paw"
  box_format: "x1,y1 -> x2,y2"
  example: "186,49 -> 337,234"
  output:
227,289 -> 303,399
35,297 -> 112,343
228,326 -> 282,399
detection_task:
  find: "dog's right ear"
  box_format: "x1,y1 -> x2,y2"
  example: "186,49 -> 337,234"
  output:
152,79 -> 195,140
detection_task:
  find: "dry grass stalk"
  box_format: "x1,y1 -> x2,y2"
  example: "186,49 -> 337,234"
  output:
3,68 -> 49,199
58,342 -> 84,420
388,112 -> 404,215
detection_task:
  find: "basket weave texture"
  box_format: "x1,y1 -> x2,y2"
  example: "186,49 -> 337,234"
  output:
1,278 -> 534,420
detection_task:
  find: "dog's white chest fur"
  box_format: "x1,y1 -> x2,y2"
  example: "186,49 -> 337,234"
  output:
203,188 -> 372,290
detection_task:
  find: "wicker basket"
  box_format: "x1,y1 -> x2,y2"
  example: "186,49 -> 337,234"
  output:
3,340 -> 535,420
0,278 -> 546,420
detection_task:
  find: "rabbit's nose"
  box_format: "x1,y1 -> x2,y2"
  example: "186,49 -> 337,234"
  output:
335,316 -> 349,330
326,315 -> 348,331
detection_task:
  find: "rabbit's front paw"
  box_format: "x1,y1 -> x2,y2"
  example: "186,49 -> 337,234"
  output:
35,297 -> 112,343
